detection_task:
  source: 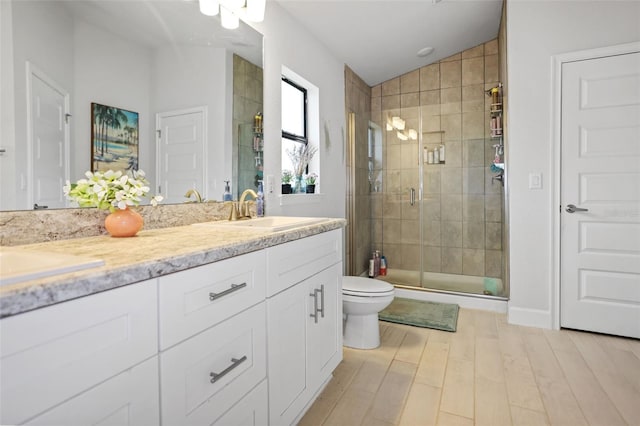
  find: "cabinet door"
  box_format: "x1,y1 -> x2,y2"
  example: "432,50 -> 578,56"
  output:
0,279 -> 158,425
266,282 -> 309,426
306,263 -> 343,391
28,357 -> 160,426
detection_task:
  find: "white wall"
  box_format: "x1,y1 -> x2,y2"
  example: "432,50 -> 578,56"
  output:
153,46 -> 231,200
252,2 -> 346,219
73,20 -> 151,180
0,0 -> 16,210
4,1 -> 73,210
506,0 -> 640,327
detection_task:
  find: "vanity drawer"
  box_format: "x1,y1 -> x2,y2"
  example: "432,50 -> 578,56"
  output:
28,356 -> 159,426
0,279 -> 158,425
160,302 -> 267,425
212,379 -> 268,426
267,229 -> 342,296
158,250 -> 266,350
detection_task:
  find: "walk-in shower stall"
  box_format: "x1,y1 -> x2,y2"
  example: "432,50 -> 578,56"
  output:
346,39 -> 508,302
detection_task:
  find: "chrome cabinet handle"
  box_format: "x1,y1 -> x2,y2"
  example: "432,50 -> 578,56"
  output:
409,188 -> 416,206
209,355 -> 247,384
310,289 -> 319,323
566,204 -> 589,213
209,282 -> 247,301
318,285 -> 325,318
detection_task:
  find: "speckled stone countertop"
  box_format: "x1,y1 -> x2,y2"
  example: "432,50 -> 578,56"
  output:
0,218 -> 346,318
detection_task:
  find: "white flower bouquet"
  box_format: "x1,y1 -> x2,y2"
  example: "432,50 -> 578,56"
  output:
64,169 -> 163,212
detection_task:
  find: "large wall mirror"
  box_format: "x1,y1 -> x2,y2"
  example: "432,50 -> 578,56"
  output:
0,0 -> 263,211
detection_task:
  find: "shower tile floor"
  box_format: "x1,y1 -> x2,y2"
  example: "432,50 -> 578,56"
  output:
300,309 -> 640,426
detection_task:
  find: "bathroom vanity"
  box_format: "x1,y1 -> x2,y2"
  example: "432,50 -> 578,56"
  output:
0,218 -> 345,425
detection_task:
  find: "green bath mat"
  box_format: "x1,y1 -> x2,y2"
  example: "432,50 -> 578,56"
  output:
379,298 -> 459,332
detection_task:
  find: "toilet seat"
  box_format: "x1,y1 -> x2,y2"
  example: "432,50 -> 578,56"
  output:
342,276 -> 394,297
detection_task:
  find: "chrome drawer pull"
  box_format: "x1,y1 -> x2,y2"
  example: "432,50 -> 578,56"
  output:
309,289 -> 319,323
209,355 -> 248,384
209,282 -> 247,301
318,284 -> 325,318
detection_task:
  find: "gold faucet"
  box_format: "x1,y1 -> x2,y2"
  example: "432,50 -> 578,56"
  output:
184,189 -> 203,203
227,189 -> 259,221
238,189 -> 258,218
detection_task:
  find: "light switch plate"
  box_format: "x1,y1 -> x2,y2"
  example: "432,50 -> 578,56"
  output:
529,172 -> 542,189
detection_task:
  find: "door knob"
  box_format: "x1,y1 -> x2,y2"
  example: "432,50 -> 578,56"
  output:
566,204 -> 588,213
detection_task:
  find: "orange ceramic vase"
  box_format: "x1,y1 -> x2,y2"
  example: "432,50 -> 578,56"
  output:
104,207 -> 144,237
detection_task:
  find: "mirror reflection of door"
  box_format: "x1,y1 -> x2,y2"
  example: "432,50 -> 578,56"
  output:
156,107 -> 207,204
27,63 -> 70,210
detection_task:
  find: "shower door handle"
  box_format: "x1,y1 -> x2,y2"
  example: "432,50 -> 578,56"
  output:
409,188 -> 416,206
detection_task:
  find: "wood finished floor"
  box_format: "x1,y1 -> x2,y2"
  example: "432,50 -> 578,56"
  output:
299,309 -> 640,426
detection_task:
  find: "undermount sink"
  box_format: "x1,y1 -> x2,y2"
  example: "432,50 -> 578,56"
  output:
0,249 -> 105,286
194,216 -> 330,232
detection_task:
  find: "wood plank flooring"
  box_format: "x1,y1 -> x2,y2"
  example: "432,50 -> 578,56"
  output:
300,309 -> 640,426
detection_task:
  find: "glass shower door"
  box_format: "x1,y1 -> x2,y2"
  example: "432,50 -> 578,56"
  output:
378,105 -> 424,287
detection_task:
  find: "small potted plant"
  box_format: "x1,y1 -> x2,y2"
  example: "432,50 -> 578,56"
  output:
282,170 -> 293,194
286,143 -> 318,193
305,173 -> 318,193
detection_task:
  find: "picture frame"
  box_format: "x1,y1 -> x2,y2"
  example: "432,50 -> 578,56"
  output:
91,103 -> 139,173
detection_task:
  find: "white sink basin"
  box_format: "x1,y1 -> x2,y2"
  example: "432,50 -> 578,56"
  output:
0,249 -> 105,286
194,216 -> 330,232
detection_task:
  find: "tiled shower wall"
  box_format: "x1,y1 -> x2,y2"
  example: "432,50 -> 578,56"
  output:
233,54 -> 263,198
345,66 -> 373,276
370,39 -> 504,279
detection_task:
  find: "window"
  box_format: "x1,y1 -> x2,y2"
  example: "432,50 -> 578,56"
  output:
281,77 -> 308,175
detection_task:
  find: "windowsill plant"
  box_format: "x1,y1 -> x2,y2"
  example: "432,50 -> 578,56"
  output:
282,170 -> 293,194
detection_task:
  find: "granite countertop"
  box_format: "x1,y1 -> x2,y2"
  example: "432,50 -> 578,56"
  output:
0,218 -> 346,318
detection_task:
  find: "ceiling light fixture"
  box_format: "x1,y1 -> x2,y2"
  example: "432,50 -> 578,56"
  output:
417,46 -> 435,57
199,0 -> 266,29
220,5 -> 239,29
199,0 -> 219,16
246,0 -> 266,22
392,116 -> 405,131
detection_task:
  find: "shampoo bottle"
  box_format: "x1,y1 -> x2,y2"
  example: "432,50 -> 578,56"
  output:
223,180 -> 232,201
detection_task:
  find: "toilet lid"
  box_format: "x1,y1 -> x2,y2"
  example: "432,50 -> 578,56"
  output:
342,276 -> 394,297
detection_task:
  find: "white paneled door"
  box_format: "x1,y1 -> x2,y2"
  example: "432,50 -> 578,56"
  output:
156,107 -> 206,204
560,51 -> 640,338
28,64 -> 69,210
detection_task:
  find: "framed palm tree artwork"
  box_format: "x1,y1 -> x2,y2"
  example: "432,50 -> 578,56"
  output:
91,103 -> 139,173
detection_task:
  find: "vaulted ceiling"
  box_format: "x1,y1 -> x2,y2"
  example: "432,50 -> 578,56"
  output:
274,0 -> 503,86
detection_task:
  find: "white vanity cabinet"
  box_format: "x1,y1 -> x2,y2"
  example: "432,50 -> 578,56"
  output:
157,250 -> 268,426
0,279 -> 159,425
0,225 -> 344,426
266,230 -> 343,425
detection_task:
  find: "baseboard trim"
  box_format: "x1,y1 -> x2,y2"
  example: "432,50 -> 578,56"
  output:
507,306 -> 552,329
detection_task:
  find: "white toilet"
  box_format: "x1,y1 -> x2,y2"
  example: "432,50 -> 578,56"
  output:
342,276 -> 395,349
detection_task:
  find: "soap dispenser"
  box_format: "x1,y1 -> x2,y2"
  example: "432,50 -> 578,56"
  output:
256,180 -> 265,217
223,180 -> 232,201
